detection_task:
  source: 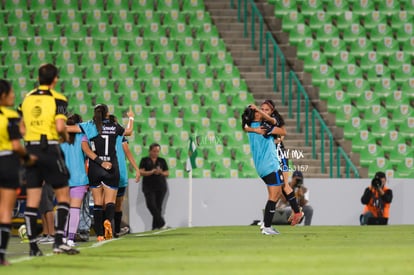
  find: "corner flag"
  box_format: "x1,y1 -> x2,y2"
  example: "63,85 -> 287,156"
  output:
186,137 -> 197,172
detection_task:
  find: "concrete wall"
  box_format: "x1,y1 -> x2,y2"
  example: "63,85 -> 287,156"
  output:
126,178 -> 414,233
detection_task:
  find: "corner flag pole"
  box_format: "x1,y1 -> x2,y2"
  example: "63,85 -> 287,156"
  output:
188,170 -> 193,227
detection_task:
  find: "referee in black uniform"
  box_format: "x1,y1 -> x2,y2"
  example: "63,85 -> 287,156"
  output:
20,64 -> 79,255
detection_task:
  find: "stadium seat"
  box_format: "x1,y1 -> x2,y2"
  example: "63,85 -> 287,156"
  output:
366,64 -> 392,85
326,0 -> 349,18
296,38 -> 321,60
308,11 -> 331,32
202,37 -> 227,55
354,91 -> 381,112
362,11 -> 387,32
352,0 -> 375,17
303,51 -> 328,73
393,64 -> 414,86
317,77 -> 342,99
287,23 -> 312,46
369,23 -> 393,45
331,50 -> 355,73
384,90 -> 410,112
389,144 -> 413,165
335,11 -> 356,32
156,0 -> 180,11
367,158 -> 393,178
299,0 -> 323,19
273,0 -> 297,18
395,23 -> 413,44
370,117 -> 396,138
398,117 -> 414,139
358,51 -> 383,73
315,23 -> 339,45
401,37 -> 414,56
322,38 -> 347,60
195,23 -> 219,41
62,23 -> 89,40
400,78 -> 414,99
342,24 -> 367,46
326,90 -> 351,113
377,0 -> 401,17
379,130 -> 407,154
349,37 -> 374,58
106,0 -> 130,11
391,104 -> 414,127
390,11 -> 412,32
362,105 -> 388,127
372,77 -> 397,99
334,104 -> 360,127
387,51 -> 411,72
376,37 -> 400,58
342,116 -> 368,140
188,10 -> 212,26
338,64 -> 364,85
281,11 -> 305,32
351,130 -> 376,152
311,64 -> 335,87
358,143 -> 385,167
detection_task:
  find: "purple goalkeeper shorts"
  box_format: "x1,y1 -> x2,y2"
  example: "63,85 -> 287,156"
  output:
70,185 -> 88,199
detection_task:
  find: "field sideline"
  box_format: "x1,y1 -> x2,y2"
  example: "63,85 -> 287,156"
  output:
4,225 -> 414,274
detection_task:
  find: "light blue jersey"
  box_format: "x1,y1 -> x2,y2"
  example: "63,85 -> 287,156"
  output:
116,136 -> 128,188
248,121 -> 280,178
79,120 -> 98,139
60,133 -> 89,187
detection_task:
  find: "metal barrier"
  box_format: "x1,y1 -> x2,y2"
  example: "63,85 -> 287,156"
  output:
312,109 -> 334,177
288,70 -> 309,144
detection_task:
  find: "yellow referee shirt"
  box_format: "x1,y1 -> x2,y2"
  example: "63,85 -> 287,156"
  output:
21,85 -> 68,142
0,106 -> 21,151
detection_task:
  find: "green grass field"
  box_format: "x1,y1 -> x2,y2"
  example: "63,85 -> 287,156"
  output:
4,225 -> 414,274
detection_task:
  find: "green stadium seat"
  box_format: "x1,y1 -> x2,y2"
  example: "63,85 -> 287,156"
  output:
369,23 -> 393,45
287,23 -> 312,46
358,51 -> 383,73
181,0 -> 205,14
137,9 -> 160,25
317,77 -> 342,99
311,64 -> 335,86
390,11 -> 412,32
387,51 -> 411,72
188,10 -> 212,26
335,11 -> 356,32
362,105 -> 388,127
384,90 -> 410,112
366,64 -> 392,85
354,90 -> 381,112
296,38 -> 321,60
372,77 -> 397,99
393,64 -> 414,86
370,117 -> 396,138
361,11 -> 387,32
335,104 -> 360,127
352,0 -> 375,17
326,0 -> 349,18
5,9 -> 32,25
389,143 -> 413,165
331,50 -> 355,73
168,22 -> 194,40
308,11 -> 331,32
303,51 -> 328,73
79,0 -> 105,10
28,50 -> 54,67
391,104 -> 414,127
115,23 -> 141,40
182,50 -> 208,67
195,23 -> 219,41
109,10 -> 137,26
377,0 -> 401,17
359,143 -> 385,167
137,63 -> 161,80
140,22 -> 165,39
401,37 -> 414,56
376,37 -> 400,58
349,37 -> 374,58
394,160 -> 414,178
106,0 -> 130,11
62,23 -> 89,40
379,130 -> 407,154
156,0 -> 180,11
350,130 -> 376,152
398,116 -> 414,138
281,11 -> 305,32
188,63 -> 215,80
400,78 -> 414,99
342,24 -> 367,46
274,0 -> 297,18
157,49 -> 182,66
326,90 -> 351,113
367,158 -> 393,178
299,0 -> 323,19
395,23 -> 413,44
176,37 -> 202,55
315,23 -> 339,45
343,116 -> 368,140
322,38 -> 347,60
162,9 -> 186,26
58,10 -> 84,26
338,64 -> 364,85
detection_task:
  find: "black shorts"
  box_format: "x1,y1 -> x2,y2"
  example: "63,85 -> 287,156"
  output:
0,153 -> 21,189
117,187 -> 126,197
25,144 -> 69,189
88,160 -> 120,188
261,170 -> 284,186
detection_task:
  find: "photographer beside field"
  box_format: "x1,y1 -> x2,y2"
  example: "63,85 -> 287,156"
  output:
276,170 -> 313,225
360,171 -> 393,225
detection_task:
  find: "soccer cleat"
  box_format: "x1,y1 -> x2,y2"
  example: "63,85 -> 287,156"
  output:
115,226 -> 130,238
261,227 -> 280,235
66,239 -> 78,247
53,243 -> 80,255
96,236 -> 105,242
104,219 -> 113,240
29,249 -> 44,257
290,211 -> 305,226
258,221 -> 265,230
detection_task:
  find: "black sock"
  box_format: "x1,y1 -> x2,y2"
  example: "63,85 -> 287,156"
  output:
285,191 -> 300,213
55,202 -> 70,245
263,200 -> 276,227
115,211 -> 122,234
24,207 -> 40,250
0,224 -> 11,261
93,205 -> 104,236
